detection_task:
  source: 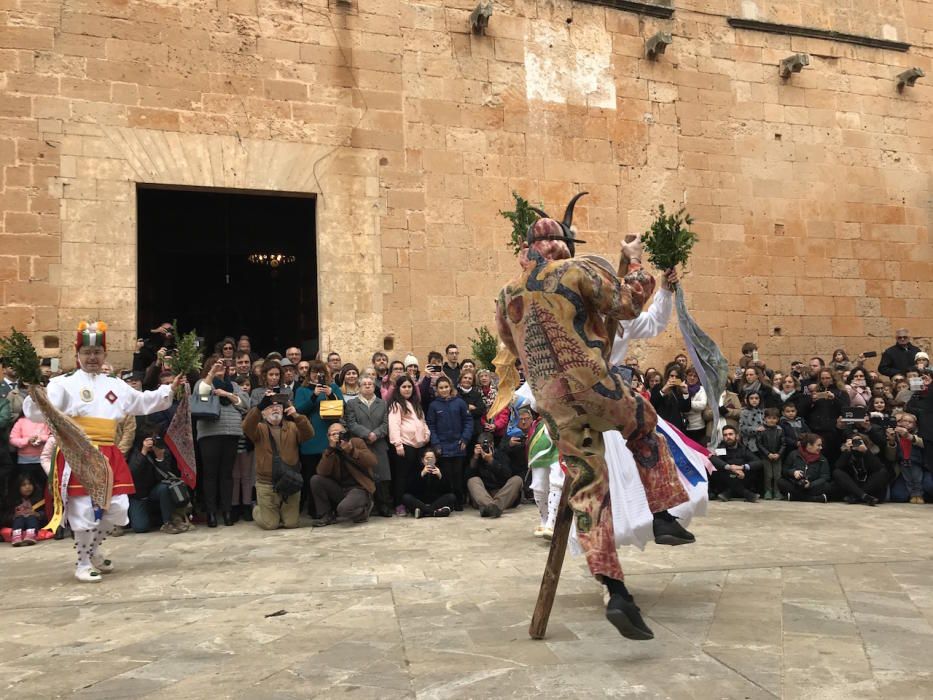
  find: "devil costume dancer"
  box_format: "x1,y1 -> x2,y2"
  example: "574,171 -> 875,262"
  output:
497,193 -> 694,640
22,322 -> 176,582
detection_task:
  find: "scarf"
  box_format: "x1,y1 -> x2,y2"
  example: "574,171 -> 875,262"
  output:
778,389 -> 796,402
480,384 -> 497,410
687,381 -> 702,398
742,380 -> 761,395
798,445 -> 823,464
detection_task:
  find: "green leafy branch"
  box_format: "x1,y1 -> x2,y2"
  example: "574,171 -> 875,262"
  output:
499,192 -> 541,256
469,325 -> 498,371
642,204 -> 698,273
0,329 -> 43,386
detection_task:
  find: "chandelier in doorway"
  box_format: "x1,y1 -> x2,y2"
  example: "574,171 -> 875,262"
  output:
247,252 -> 296,268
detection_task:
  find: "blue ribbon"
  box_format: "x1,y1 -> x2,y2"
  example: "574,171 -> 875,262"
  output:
660,425 -> 706,486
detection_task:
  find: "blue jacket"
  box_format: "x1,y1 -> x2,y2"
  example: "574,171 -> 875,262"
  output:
294,383 -> 344,455
426,395 -> 472,457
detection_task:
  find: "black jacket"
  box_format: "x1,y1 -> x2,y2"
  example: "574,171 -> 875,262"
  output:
834,449 -> 887,485
758,425 -> 785,459
128,449 -> 179,497
783,450 -> 831,489
804,387 -> 848,432
466,449 -> 522,492
650,385 -> 690,431
406,466 -> 454,503
878,342 -> 920,377
709,441 -> 762,471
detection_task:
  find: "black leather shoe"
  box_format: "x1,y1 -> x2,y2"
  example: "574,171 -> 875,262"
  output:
653,512 -> 695,545
207,513 -> 217,528
606,594 -> 654,640
223,512 -> 234,526
241,506 -> 254,521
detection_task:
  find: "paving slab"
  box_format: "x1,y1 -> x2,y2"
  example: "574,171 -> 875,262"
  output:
1,501 -> 931,698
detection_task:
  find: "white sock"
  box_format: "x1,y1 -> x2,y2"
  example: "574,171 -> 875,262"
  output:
75,530 -> 95,569
545,487 -> 561,529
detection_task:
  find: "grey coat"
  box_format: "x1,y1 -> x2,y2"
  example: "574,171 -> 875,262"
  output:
194,380 -> 249,439
344,395 -> 390,481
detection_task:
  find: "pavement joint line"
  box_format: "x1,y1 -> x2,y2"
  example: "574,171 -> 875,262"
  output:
3,557 -> 933,612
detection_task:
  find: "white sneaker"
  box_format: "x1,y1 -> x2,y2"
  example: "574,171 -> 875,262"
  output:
75,566 -> 103,583
91,556 -> 114,573
542,527 -> 554,540
533,525 -> 547,538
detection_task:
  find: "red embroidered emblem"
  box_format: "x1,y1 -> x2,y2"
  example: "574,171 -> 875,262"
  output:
105,391 -> 118,404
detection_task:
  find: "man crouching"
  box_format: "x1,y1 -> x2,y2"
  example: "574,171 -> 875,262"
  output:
243,394 -> 313,529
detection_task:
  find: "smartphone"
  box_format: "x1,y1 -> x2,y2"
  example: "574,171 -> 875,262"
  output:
752,350 -> 759,362
271,393 -> 289,405
862,351 -> 877,358
50,358 -> 60,372
427,364 -> 443,373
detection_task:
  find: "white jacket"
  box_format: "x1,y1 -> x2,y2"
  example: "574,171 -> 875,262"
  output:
609,287 -> 673,366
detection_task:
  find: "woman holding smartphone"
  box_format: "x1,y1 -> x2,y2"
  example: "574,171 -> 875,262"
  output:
194,355 -> 248,527
650,362 -> 691,432
294,360 -> 343,516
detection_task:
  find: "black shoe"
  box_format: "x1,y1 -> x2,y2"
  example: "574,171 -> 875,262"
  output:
606,594 -> 654,641
480,504 -> 502,518
223,512 -> 234,526
311,514 -> 336,528
652,512 -> 695,546
229,506 -> 241,523
454,504 -> 464,512
744,491 -> 759,503
861,493 -> 879,506
207,513 -> 218,528
434,506 -> 451,517
241,505 -> 254,521
809,494 -> 828,503
843,495 -> 858,504
54,526 -> 65,540
716,492 -> 730,502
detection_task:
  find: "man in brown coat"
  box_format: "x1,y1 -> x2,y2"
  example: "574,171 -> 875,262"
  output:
243,396 -> 314,530
310,423 -> 378,526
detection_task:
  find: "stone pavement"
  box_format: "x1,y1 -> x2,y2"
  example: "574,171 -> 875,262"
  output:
2,501 -> 932,700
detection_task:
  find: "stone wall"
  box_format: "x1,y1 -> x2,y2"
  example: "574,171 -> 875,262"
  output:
0,0 -> 931,371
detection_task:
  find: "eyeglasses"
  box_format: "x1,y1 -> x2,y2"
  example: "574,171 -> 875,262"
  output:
223,345 -> 234,350
896,336 -> 909,339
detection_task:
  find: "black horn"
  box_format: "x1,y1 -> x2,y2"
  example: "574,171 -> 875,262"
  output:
561,192 -> 588,229
529,207 -> 550,220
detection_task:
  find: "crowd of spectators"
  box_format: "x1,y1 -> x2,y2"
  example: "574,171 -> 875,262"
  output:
632,329 -> 931,505
1,324 -> 930,544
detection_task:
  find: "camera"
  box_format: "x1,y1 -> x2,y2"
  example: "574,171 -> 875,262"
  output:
870,414 -> 897,429
909,377 -> 923,391
481,438 -> 490,454
152,435 -> 165,448
851,437 -> 864,448
338,430 -> 350,443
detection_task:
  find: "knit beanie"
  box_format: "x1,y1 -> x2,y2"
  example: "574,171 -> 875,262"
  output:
404,354 -> 419,368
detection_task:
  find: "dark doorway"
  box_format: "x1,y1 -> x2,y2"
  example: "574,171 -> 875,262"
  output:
137,185 -> 318,358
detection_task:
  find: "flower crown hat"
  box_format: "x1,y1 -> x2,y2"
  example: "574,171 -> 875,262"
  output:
75,321 -> 107,351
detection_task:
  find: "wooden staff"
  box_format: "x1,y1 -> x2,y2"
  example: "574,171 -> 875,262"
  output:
528,235 -> 641,640
528,478 -> 573,639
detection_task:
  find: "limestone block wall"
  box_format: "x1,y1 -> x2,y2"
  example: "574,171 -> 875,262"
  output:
0,0 -> 930,371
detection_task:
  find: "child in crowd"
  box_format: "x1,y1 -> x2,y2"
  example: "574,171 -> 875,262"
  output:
232,377 -> 255,523
739,391 -> 765,454
758,408 -> 785,500
779,402 -> 811,453
6,474 -> 46,546
887,413 -> 926,504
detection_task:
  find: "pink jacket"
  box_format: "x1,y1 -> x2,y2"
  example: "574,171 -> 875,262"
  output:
9,417 -> 52,460
388,402 -> 430,449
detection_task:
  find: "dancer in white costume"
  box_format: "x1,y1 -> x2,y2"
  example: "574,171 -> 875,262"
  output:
527,267 -> 710,549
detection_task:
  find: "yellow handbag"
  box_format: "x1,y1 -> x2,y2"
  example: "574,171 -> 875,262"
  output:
319,399 -> 344,420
